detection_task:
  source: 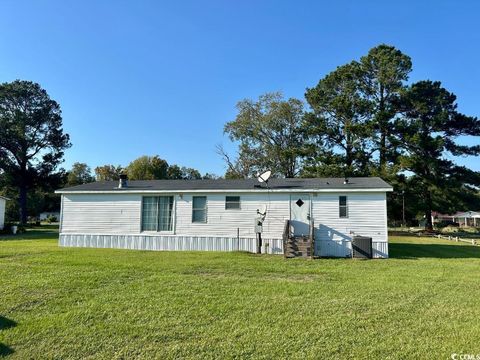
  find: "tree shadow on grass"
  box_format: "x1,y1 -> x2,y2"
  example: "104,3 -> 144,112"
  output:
0,316 -> 15,330
390,242 -> 480,259
0,316 -> 16,357
0,344 -> 14,357
0,229 -> 58,242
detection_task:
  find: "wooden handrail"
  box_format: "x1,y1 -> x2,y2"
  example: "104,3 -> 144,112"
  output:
309,219 -> 315,259
282,219 -> 290,258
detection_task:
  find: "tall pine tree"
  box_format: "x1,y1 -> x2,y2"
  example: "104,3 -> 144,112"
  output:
395,80 -> 480,230
305,62 -> 373,177
0,80 -> 70,223
360,44 -> 412,175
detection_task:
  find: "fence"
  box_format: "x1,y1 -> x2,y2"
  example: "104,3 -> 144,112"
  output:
427,233 -> 478,246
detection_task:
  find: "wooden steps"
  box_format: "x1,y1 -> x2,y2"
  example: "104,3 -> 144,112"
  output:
284,235 -> 313,258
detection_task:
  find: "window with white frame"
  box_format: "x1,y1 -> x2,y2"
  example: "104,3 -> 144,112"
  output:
339,196 -> 348,218
141,196 -> 174,231
192,196 -> 207,223
225,196 -> 240,210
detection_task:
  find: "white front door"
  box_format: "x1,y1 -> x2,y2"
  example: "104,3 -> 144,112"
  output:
290,195 -> 311,236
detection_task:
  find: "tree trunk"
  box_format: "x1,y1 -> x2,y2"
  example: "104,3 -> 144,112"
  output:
379,131 -> 386,171
425,209 -> 433,232
378,87 -> 387,173
424,190 -> 433,232
19,184 -> 28,225
345,126 -> 354,177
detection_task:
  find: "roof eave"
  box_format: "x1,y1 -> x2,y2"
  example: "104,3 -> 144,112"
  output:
56,187 -> 393,195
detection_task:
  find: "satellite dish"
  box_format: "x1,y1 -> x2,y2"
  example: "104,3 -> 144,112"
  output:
257,170 -> 271,183
257,204 -> 267,215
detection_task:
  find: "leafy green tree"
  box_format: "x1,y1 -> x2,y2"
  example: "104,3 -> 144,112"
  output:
304,62 -> 373,177
67,162 -> 94,186
126,155 -> 168,180
166,163 -> 208,180
94,165 -> 123,181
202,173 -> 219,180
167,164 -> 183,179
224,92 -> 306,178
395,80 -> 480,230
181,167 -> 201,180
223,168 -> 244,179
360,44 -> 412,173
216,144 -> 256,179
0,80 -> 71,223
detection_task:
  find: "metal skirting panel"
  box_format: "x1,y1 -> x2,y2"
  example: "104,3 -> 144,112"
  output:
315,240 -> 388,258
59,234 -> 388,258
59,234 -> 284,255
372,241 -> 389,258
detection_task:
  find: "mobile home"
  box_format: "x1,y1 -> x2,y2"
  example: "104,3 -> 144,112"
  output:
0,196 -> 8,230
56,177 -> 392,258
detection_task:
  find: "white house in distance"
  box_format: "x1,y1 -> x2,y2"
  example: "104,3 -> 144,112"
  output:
433,211 -> 480,227
39,211 -> 61,221
0,196 -> 8,230
56,177 -> 393,258
452,211 -> 480,227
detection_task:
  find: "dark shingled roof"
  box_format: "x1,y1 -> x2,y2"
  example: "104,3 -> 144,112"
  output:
57,177 -> 392,193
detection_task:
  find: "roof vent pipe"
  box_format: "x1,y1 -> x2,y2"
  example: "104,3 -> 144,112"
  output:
344,178 -> 349,185
119,174 -> 128,188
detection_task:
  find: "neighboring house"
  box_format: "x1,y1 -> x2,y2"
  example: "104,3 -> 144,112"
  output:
0,196 -> 9,230
432,211 -> 480,227
55,177 -> 393,258
39,212 -> 61,221
452,211 -> 480,227
431,211 -> 454,226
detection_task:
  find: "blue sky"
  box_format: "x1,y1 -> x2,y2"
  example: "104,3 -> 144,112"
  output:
1,0 -> 479,175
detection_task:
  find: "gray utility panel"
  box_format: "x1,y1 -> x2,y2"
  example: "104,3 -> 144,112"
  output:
352,236 -> 373,259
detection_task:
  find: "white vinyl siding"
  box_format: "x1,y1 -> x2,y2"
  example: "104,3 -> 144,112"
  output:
60,192 -> 388,242
61,194 -> 142,234
312,192 -> 387,243
175,193 -> 290,239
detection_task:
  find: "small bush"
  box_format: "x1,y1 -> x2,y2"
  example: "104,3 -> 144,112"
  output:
459,226 -> 480,234
441,226 -> 460,233
441,225 -> 480,235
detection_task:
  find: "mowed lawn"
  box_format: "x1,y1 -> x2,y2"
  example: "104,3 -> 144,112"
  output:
1,229 -> 480,359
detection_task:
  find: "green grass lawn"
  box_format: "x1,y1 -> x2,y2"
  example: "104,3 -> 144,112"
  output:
1,229 -> 480,359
